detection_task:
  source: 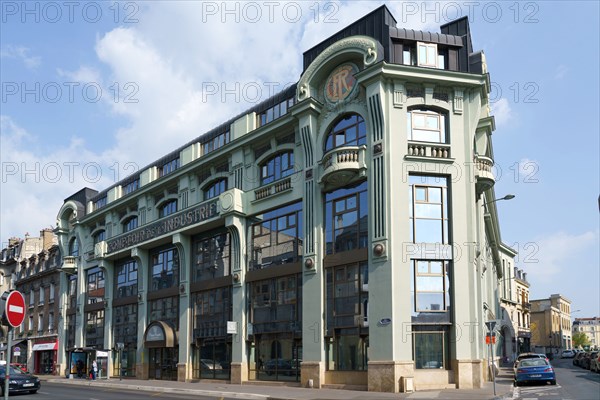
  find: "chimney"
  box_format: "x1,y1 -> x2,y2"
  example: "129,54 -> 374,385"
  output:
40,228 -> 56,250
523,272 -> 527,282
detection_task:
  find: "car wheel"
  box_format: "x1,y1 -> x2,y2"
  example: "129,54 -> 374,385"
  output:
550,380 -> 556,385
514,381 -> 520,387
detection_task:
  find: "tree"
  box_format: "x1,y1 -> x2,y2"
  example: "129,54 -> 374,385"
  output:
572,331 -> 590,348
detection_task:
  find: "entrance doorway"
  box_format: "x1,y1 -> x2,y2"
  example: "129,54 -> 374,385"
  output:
149,347 -> 178,380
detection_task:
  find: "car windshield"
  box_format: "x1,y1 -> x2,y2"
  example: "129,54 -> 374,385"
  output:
0,366 -> 26,375
520,359 -> 548,367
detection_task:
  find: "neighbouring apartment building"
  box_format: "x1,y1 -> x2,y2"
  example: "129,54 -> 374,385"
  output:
530,294 -> 573,355
573,317 -> 600,349
498,260 -> 531,363
0,229 -> 59,373
51,6 -> 514,392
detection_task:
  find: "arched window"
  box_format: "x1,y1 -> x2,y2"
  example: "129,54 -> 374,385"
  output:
407,109 -> 447,143
68,238 -> 79,256
204,179 -> 227,200
123,216 -> 138,233
260,151 -> 294,185
324,114 -> 366,152
159,200 -> 177,218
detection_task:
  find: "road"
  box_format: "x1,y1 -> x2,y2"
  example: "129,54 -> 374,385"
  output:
514,357 -> 600,400
7,382 -> 237,400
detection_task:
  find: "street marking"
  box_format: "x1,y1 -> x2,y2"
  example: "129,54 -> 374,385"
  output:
8,304 -> 23,313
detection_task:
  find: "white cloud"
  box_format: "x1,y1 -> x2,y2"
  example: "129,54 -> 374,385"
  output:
57,66 -> 102,85
0,45 -> 41,69
0,1 -> 458,243
491,98 -> 513,128
524,230 -> 599,315
1,116 -> 117,243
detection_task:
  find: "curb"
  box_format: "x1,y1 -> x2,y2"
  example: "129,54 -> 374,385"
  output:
46,379 -> 270,400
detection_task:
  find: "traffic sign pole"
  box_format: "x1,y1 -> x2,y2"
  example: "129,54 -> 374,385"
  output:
4,326 -> 11,400
1,290 -> 27,399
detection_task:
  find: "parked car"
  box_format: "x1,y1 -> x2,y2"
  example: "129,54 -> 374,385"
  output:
0,365 -> 41,395
584,351 -> 598,370
513,353 -> 548,375
514,358 -> 556,386
264,359 -> 292,376
573,351 -> 587,366
590,352 -> 600,372
561,349 -> 575,358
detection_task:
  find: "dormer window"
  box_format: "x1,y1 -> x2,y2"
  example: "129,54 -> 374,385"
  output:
403,43 -> 446,70
93,196 -> 107,211
159,158 -> 179,177
418,42 -> 438,68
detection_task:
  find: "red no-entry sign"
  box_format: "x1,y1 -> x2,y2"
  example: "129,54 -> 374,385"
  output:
2,290 -> 26,328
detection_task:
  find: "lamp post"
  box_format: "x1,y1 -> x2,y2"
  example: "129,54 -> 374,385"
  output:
484,194 -> 516,205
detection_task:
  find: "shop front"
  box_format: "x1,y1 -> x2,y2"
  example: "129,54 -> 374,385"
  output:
31,341 -> 57,374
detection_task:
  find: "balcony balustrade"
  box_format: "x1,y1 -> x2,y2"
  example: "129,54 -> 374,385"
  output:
407,142 -> 451,159
319,145 -> 367,187
254,177 -> 292,201
474,154 -> 496,193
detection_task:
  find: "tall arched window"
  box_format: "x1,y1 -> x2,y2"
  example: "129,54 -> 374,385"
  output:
260,151 -> 294,185
324,114 -> 366,152
204,179 -> 227,200
68,238 -> 79,256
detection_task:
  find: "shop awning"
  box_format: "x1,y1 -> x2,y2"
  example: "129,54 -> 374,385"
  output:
32,342 -> 58,351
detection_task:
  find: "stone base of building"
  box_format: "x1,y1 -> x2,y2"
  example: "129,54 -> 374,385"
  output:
230,362 -> 246,384
177,363 -> 187,381
453,359 -> 484,389
300,361 -> 323,388
368,360 -> 414,393
137,362 -> 149,380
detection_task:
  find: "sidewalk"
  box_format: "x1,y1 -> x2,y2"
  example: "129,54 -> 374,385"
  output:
43,368 -> 515,400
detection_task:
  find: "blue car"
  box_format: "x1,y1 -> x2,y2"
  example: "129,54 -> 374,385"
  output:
514,358 -> 556,386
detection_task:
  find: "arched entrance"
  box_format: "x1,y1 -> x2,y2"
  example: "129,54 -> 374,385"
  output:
144,321 -> 178,380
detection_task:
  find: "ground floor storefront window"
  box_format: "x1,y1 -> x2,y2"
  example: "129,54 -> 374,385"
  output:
325,330 -> 368,371
112,304 -> 138,377
412,326 -> 449,369
247,274 -> 302,382
192,339 -> 231,379
249,333 -> 301,381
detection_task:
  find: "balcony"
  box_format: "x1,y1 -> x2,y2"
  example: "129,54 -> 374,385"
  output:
407,142 -> 451,159
61,256 -> 78,275
254,177 -> 292,201
319,145 -> 367,187
474,154 -> 495,193
522,302 -> 531,311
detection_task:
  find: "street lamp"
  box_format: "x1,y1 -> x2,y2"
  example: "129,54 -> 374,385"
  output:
484,194 -> 516,205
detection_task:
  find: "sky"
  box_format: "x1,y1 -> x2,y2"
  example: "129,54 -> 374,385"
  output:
1,1 -> 598,318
